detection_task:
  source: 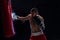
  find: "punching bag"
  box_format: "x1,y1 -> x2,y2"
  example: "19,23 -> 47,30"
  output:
2,0 -> 15,38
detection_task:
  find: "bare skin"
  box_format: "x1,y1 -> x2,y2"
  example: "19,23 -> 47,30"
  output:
18,13 -> 44,33
29,14 -> 43,33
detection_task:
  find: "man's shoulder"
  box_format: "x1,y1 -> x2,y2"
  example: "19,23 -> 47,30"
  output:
28,14 -> 31,16
37,15 -> 44,19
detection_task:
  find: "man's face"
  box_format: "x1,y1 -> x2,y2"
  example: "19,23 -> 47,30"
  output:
31,11 -> 38,17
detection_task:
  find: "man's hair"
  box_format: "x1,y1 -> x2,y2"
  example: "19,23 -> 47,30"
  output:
30,8 -> 38,13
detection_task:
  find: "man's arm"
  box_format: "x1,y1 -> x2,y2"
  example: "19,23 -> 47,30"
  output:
38,15 -> 45,30
17,14 -> 31,21
17,16 -> 28,21
12,12 -> 30,21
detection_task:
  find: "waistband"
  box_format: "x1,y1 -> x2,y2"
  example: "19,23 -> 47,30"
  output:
31,31 -> 44,36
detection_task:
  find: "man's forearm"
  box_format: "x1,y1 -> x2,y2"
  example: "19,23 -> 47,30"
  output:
17,16 -> 28,21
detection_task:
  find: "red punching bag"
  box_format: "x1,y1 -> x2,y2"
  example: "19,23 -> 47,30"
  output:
2,0 -> 15,38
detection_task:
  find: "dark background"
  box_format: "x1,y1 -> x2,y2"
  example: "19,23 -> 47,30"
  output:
0,0 -> 60,40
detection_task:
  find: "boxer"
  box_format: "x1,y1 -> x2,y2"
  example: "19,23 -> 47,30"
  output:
18,8 -> 47,40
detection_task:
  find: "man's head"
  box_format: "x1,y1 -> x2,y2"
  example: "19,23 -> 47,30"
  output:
30,8 -> 38,17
